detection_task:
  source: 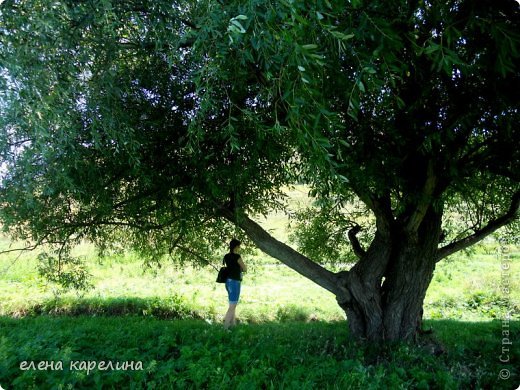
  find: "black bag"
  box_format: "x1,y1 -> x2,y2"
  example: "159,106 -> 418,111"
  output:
216,266 -> 228,283
216,258 -> 228,283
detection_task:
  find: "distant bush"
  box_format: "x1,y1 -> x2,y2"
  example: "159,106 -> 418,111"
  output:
3,295 -> 201,320
275,304 -> 311,322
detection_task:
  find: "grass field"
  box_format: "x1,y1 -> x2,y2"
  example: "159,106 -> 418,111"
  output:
0,190 -> 519,388
0,234 -> 518,324
1,316 -> 518,389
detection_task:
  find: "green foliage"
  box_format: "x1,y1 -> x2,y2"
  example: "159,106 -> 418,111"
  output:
0,1 -> 309,283
0,0 -> 519,290
275,304 -> 311,322
25,295 -> 199,319
1,239 -> 517,323
288,196 -> 373,266
0,241 -> 518,387
0,316 -> 517,388
36,252 -> 93,293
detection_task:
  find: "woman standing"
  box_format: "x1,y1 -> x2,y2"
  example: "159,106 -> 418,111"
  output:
223,239 -> 247,329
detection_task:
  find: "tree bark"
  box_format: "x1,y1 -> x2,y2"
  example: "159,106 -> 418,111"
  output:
380,242 -> 439,341
336,230 -> 390,341
221,205 -> 455,342
337,206 -> 443,341
219,207 -> 345,298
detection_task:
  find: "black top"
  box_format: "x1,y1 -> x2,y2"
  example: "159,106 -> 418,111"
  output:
224,253 -> 242,281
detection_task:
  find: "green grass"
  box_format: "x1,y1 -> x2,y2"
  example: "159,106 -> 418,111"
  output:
0,241 -> 518,389
0,316 -> 518,389
424,241 -> 519,322
1,237 -> 517,324
0,236 -> 346,322
0,187 -> 519,388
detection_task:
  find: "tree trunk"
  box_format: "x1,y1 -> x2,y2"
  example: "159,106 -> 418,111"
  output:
336,231 -> 390,341
226,191 -> 518,341
337,207 -> 442,341
380,242 -> 438,341
224,206 -> 445,342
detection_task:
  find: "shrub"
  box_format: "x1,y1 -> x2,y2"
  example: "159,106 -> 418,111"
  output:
275,304 -> 310,322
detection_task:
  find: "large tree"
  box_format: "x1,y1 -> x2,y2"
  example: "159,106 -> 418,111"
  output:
0,0 -> 518,341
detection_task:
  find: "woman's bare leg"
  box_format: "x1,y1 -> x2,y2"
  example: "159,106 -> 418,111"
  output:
224,303 -> 237,329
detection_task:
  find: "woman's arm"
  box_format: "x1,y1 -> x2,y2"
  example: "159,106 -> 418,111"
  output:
238,257 -> 247,272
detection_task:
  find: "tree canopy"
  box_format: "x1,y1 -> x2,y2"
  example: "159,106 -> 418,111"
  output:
1,0 -> 519,340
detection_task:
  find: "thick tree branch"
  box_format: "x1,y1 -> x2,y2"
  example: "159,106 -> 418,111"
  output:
348,225 -> 366,259
220,207 -> 345,298
373,192 -> 394,235
436,190 -> 520,262
405,160 -> 438,233
350,185 -> 393,237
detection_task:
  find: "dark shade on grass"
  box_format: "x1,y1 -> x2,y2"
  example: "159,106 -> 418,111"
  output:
2,295 -> 201,320
0,315 -> 518,389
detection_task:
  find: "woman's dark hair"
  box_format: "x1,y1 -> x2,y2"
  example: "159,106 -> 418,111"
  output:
229,239 -> 241,252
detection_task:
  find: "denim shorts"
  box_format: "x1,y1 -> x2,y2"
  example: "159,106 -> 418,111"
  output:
225,278 -> 241,304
